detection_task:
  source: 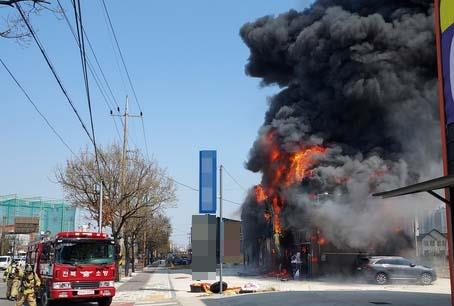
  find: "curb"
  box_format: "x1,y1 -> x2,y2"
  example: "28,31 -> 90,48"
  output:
114,271 -> 140,289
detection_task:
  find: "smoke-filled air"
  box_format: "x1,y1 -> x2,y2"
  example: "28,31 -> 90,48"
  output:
240,0 -> 441,269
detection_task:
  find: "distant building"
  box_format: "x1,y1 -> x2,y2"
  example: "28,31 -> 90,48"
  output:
215,217 -> 242,264
419,206 -> 447,234
417,229 -> 447,257
0,194 -> 76,235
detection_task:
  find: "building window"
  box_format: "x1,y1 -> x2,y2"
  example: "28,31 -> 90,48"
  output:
430,240 -> 435,246
424,241 -> 429,246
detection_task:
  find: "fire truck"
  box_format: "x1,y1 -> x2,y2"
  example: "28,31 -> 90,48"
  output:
27,232 -> 118,306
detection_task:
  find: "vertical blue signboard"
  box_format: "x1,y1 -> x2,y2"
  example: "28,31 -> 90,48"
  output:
199,150 -> 217,214
440,1 -> 454,124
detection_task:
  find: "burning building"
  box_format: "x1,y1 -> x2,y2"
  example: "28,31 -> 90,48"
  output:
240,0 -> 440,276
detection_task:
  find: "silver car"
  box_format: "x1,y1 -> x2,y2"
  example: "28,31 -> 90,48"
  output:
357,256 -> 436,285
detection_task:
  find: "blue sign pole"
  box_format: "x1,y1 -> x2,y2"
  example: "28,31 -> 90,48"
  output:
199,150 -> 217,214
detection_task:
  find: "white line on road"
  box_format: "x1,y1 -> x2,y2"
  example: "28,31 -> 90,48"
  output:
134,302 -> 178,306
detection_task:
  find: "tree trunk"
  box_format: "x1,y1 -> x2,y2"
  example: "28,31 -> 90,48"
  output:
113,230 -> 121,282
124,235 -> 130,277
131,234 -> 136,273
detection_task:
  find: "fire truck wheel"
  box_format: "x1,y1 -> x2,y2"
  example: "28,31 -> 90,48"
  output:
40,290 -> 53,306
98,297 -> 113,306
375,272 -> 388,285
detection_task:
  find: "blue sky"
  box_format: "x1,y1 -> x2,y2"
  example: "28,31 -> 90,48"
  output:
0,0 -> 312,246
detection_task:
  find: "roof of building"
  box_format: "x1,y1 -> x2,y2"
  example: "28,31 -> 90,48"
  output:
417,228 -> 447,241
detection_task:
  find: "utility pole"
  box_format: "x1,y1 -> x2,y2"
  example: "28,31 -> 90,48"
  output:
122,96 -> 129,188
219,165 -> 224,294
111,96 -> 143,277
111,96 -> 143,189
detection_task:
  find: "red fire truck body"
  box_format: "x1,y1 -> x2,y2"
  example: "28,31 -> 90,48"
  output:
27,232 -> 116,306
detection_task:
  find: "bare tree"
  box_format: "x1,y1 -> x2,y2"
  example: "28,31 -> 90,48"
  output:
124,206 -> 149,274
0,0 -> 59,42
56,144 -> 176,279
144,214 -> 172,264
123,209 -> 173,274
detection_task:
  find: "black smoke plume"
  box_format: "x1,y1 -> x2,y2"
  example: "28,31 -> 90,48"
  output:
240,0 -> 440,261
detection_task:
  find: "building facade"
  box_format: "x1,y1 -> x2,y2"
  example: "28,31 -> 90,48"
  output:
0,194 -> 76,235
417,229 -> 447,257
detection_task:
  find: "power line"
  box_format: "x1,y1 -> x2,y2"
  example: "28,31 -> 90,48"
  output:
100,0 -> 151,160
168,178 -> 242,206
0,57 -> 76,156
16,3 -> 95,147
55,0 -> 122,142
169,178 -> 198,192
72,0 -> 100,174
82,30 -> 120,109
222,166 -> 247,192
16,3 -> 113,184
99,0 -> 127,96
100,0 -> 141,112
221,198 -> 242,206
141,117 -> 151,160
56,0 -> 120,110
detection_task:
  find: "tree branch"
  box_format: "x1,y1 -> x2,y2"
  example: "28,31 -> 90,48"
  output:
0,0 -> 48,6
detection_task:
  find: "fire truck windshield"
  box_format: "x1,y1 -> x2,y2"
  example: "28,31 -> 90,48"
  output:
55,240 -> 114,265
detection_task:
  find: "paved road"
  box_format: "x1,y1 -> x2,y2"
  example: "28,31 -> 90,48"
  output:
0,279 -> 14,306
2,268 -> 451,306
199,290 -> 451,306
0,269 -> 179,306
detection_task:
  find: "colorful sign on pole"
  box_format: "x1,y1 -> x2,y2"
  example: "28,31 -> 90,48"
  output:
441,0 -> 454,123
199,150 -> 217,214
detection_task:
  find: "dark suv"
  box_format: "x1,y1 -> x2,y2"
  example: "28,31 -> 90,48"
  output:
357,256 -> 436,285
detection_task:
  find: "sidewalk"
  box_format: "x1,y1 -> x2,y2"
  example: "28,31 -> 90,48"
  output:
112,265 -> 452,306
113,266 -> 180,306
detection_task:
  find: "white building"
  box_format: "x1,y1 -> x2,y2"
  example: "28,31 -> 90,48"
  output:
417,229 -> 447,257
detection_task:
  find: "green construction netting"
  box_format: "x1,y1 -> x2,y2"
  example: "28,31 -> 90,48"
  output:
0,195 -> 76,234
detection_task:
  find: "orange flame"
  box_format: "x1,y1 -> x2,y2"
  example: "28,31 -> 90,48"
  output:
285,146 -> 326,186
255,185 -> 268,202
254,130 -> 327,257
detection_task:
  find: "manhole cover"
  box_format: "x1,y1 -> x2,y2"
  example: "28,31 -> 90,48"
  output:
370,302 -> 392,305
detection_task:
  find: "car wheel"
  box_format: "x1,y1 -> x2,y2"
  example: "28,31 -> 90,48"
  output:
375,272 -> 388,285
420,272 -> 433,285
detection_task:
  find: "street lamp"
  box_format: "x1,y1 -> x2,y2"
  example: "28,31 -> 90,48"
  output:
94,182 -> 104,233
78,174 -> 104,233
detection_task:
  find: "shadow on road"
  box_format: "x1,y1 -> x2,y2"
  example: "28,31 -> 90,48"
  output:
199,290 -> 451,306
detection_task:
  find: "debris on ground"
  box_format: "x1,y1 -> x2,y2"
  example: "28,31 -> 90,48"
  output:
189,281 -> 242,295
190,281 -> 273,295
210,281 -> 228,293
239,282 -> 260,294
190,282 -> 212,293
